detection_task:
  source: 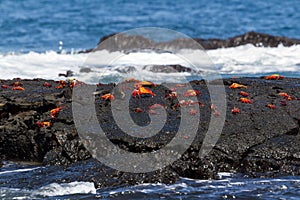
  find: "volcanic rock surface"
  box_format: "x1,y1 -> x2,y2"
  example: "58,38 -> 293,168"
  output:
0,77 -> 300,188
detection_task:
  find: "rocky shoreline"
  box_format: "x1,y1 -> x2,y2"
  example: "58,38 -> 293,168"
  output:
0,77 -> 300,188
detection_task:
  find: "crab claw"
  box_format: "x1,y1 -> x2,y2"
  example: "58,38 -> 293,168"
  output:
229,83 -> 247,89
239,98 -> 252,104
264,74 -> 284,80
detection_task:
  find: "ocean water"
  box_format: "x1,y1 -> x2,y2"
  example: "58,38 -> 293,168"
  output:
1,0 -> 300,199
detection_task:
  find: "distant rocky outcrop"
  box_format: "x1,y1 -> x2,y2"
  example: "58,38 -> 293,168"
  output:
79,31 -> 300,53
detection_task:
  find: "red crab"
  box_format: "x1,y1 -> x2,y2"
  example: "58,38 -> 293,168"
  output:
36,121 -> 51,128
101,93 -> 115,101
50,106 -> 65,118
132,86 -> 155,98
266,104 -> 276,109
43,82 -> 52,87
239,98 -> 252,104
264,74 -> 284,80
1,85 -> 9,89
229,83 -> 247,89
239,91 -> 249,97
231,107 -> 240,114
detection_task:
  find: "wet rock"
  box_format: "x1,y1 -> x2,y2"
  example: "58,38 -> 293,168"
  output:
0,158 -> 179,190
1,77 -> 300,184
143,64 -> 197,73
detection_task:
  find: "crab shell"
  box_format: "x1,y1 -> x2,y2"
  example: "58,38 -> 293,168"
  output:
266,104 -> 276,109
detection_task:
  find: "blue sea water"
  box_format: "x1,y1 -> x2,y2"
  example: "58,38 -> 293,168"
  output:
1,0 -> 300,53
1,0 -> 300,199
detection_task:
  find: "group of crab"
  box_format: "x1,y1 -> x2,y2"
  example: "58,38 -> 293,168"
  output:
100,79 -> 205,116
229,74 -> 298,115
1,78 -> 83,128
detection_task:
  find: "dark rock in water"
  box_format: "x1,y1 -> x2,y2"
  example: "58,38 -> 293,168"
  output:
81,31 -> 300,53
143,64 -> 197,73
79,67 -> 92,73
1,77 -> 300,187
194,31 -> 300,49
115,66 -> 137,73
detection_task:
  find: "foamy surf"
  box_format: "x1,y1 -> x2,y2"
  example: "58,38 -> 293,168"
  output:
0,44 -> 300,84
31,181 -> 96,197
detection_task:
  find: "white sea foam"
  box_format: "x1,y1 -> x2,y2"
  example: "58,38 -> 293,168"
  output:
0,167 -> 40,175
32,181 -> 96,197
0,45 -> 300,84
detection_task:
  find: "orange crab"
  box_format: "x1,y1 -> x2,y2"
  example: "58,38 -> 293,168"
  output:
229,83 -> 247,89
264,74 -> 284,80
278,92 -> 289,97
266,104 -> 276,109
231,107 -> 240,114
12,86 -> 25,91
132,86 -> 155,98
50,106 -> 65,118
184,89 -> 201,97
101,93 -> 115,101
239,91 -> 249,97
239,97 -> 252,104
36,121 -> 51,128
